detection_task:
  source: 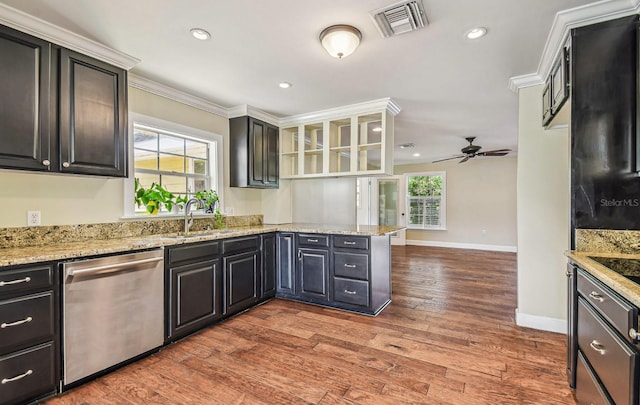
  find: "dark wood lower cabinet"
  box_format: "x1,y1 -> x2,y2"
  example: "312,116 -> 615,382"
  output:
276,233 -> 295,295
261,233 -> 276,300
224,250 -> 259,316
168,259 -> 221,341
298,248 -> 330,302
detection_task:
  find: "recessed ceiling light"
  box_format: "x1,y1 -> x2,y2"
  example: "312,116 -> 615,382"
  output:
412,153 -> 421,157
190,28 -> 211,41
399,143 -> 415,149
372,127 -> 382,132
279,82 -> 292,89
465,27 -> 487,40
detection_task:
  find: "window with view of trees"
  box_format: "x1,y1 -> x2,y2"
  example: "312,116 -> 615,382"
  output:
133,123 -> 215,212
406,172 -> 446,229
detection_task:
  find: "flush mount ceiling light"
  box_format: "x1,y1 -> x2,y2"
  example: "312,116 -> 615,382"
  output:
465,27 -> 487,40
190,28 -> 211,41
279,82 -> 292,89
319,25 -> 362,59
372,127 -> 383,132
412,152 -> 421,157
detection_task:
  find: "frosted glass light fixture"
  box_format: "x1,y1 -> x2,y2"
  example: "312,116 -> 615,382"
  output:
320,25 -> 362,59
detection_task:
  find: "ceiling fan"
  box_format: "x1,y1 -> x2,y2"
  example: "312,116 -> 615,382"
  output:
432,137 -> 511,164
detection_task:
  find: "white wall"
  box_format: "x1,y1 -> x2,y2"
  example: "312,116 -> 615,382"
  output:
516,84 -> 571,332
394,157 -> 518,250
291,178 -> 357,225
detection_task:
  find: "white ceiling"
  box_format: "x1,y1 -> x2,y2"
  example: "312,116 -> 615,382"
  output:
0,0 -> 596,164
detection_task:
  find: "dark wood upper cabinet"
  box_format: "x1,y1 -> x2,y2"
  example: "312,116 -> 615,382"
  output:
229,116 -> 279,188
0,25 -> 52,171
59,49 -> 127,177
0,23 -> 128,177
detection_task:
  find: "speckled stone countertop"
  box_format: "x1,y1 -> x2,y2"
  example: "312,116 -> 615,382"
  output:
567,229 -> 640,308
0,223 -> 404,268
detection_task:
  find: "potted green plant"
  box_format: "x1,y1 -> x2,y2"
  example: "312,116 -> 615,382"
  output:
194,189 -> 219,213
134,178 -> 176,214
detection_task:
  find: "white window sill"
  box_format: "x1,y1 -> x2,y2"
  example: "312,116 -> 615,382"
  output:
407,227 -> 447,231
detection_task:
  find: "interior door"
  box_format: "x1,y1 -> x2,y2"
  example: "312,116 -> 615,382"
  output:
378,176 -> 406,245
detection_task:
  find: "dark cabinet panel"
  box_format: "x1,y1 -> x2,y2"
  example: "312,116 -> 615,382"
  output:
0,292 -> 54,354
169,259 -> 221,340
0,265 -> 53,296
261,233 -> 276,299
0,25 -> 52,171
277,233 -> 295,295
224,250 -> 259,316
567,264 -> 577,388
0,342 -> 56,405
59,48 -> 127,177
571,16 -> 640,233
229,115 -> 279,188
298,248 -> 329,301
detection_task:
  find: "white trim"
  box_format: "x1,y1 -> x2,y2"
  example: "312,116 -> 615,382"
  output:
507,73 -> 543,92
406,239 -> 517,253
508,0 -> 640,92
125,113 -> 224,217
227,104 -> 281,126
0,3 -> 140,70
515,309 -> 566,334
279,97 -> 401,127
128,74 -> 228,118
405,171 -> 447,231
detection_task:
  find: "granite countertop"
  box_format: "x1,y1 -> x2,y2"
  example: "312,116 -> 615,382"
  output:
0,223 -> 405,267
566,251 -> 640,308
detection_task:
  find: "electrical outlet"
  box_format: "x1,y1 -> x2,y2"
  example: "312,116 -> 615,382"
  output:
27,211 -> 41,226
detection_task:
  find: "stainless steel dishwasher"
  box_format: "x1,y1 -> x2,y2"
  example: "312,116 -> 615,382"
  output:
62,248 -> 164,386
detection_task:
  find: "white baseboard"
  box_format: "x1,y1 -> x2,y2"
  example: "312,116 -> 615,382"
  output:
406,239 -> 517,253
515,309 -> 566,333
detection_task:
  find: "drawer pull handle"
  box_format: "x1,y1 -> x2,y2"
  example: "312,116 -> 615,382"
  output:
0,277 -> 31,287
630,328 -> 638,340
589,340 -> 606,355
588,291 -> 605,302
344,264 -> 357,268
344,241 -> 356,245
307,239 -> 319,243
344,289 -> 357,295
1,369 -> 33,384
1,317 -> 33,328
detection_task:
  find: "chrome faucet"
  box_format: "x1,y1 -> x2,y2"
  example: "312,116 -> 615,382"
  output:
184,198 -> 202,233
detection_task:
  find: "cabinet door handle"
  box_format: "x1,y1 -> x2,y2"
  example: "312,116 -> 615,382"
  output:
344,289 -> 357,295
1,316 -> 33,329
1,369 -> 33,384
565,269 -> 572,277
344,264 -> 357,268
588,291 -> 605,302
629,328 -> 638,340
343,241 -> 356,245
589,340 -> 606,355
307,239 -> 318,243
0,276 -> 31,287
42,159 -> 50,166
62,162 -> 70,168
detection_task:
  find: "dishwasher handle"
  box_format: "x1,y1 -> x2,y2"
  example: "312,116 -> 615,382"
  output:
67,256 -> 163,278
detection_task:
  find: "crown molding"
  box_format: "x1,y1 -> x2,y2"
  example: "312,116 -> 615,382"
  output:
508,0 -> 640,92
128,73 -> 229,118
227,105 -> 281,126
0,3 -> 140,70
279,97 -> 402,127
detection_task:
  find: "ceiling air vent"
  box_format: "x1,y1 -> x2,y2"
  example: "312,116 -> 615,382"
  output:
370,0 -> 428,38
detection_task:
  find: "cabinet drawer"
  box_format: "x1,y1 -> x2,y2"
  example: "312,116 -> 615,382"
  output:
298,234 -> 329,248
0,342 -> 56,405
577,297 -> 637,405
0,292 -> 54,354
333,235 -> 369,250
333,252 -> 369,280
223,236 -> 259,254
168,241 -> 220,265
577,268 -> 637,341
576,350 -> 613,405
0,265 -> 53,297
334,278 -> 369,307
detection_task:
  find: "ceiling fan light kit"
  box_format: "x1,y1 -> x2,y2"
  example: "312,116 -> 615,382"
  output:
432,137 -> 511,164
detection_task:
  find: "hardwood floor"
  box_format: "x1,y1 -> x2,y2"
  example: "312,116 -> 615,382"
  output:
44,246 -> 576,405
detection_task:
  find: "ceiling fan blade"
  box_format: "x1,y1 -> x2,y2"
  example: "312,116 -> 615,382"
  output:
478,151 -> 510,157
458,156 -> 470,163
432,155 -> 465,163
479,148 -> 511,154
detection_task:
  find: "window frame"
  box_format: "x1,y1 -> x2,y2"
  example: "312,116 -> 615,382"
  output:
123,113 -> 224,218
405,171 -> 447,230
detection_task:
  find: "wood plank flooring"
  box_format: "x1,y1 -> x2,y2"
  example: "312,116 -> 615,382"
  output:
43,245 -> 576,404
